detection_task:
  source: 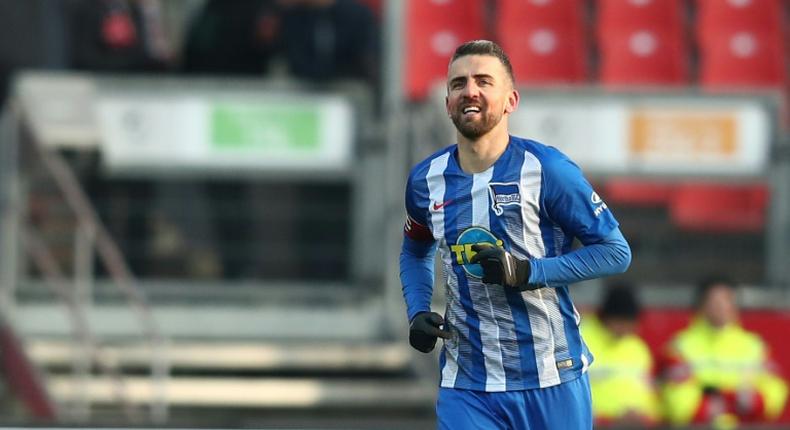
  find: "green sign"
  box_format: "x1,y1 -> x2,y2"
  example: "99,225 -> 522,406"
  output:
211,104 -> 320,152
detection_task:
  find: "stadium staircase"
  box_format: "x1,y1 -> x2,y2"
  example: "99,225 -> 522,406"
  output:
0,75 -> 436,428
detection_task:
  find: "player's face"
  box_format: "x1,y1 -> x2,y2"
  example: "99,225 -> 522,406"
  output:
701,284 -> 738,328
445,55 -> 518,140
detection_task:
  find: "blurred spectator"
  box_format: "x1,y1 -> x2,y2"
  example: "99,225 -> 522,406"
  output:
182,0 -> 278,75
181,0 -> 282,279
0,0 -> 69,105
68,0 -> 173,72
277,0 -> 378,85
660,276 -> 788,428
67,0 -> 200,277
582,283 -> 661,427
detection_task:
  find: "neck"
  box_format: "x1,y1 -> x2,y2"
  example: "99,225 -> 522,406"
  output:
456,123 -> 510,174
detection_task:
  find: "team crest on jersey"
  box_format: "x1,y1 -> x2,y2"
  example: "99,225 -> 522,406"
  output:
488,182 -> 522,216
451,227 -> 504,278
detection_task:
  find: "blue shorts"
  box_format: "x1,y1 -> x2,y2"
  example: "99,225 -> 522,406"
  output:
436,373 -> 592,430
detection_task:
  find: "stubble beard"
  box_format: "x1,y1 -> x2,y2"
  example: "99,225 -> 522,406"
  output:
450,106 -> 503,140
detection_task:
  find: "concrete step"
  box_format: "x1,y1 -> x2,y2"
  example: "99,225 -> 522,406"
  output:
11,299 -> 393,341
44,375 -> 435,409
27,340 -> 412,372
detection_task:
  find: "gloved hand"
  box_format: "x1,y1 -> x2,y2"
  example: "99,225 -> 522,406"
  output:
409,311 -> 452,353
470,243 -> 537,291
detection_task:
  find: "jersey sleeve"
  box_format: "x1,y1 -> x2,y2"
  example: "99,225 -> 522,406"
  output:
528,228 -> 631,286
542,148 -> 619,245
401,170 -> 437,321
404,171 -> 434,242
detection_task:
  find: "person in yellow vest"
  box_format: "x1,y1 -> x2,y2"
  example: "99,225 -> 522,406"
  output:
660,276 -> 788,429
582,283 -> 661,427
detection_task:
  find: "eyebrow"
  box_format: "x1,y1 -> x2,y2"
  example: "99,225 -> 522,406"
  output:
449,73 -> 496,85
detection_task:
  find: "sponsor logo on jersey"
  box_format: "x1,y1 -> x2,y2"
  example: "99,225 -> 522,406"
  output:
450,226 -> 504,278
591,191 -> 609,217
488,182 -> 522,216
431,199 -> 453,211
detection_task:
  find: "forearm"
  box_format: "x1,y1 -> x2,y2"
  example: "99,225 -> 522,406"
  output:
529,228 -> 631,287
399,235 -> 437,321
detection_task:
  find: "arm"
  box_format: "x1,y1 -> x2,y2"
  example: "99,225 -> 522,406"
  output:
472,149 -> 630,290
399,220 -> 451,353
400,174 -> 450,352
399,232 -> 437,322
741,343 -> 788,421
659,342 -> 707,426
400,170 -> 436,321
539,148 -> 630,285
529,228 -> 631,287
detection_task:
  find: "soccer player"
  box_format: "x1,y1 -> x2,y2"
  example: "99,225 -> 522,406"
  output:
399,40 -> 632,429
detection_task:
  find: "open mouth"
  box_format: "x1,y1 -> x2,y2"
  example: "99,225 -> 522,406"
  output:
462,106 -> 481,117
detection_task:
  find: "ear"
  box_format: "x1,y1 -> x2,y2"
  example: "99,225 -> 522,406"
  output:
445,95 -> 451,117
504,88 -> 519,115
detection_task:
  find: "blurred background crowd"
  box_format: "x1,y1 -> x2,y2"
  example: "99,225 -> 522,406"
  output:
0,0 -> 787,428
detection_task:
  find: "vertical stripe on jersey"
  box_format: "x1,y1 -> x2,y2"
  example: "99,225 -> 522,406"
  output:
470,170 -> 507,391
487,157 -> 527,389
552,225 -> 565,257
542,287 -> 571,363
426,153 -> 450,241
424,154 -> 461,387
444,169 -> 487,390
557,285 -> 586,375
496,148 -> 540,388
519,150 -> 562,388
440,248 -> 468,387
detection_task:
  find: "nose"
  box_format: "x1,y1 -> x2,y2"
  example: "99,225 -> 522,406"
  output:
461,80 -> 481,99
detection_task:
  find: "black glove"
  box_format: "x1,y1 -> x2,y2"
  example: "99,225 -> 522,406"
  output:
470,243 -> 537,291
409,311 -> 451,353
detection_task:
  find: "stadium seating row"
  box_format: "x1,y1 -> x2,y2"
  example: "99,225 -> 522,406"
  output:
405,0 -> 787,99
604,180 -> 769,232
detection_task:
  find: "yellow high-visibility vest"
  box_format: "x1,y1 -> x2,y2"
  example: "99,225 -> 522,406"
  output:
662,317 -> 788,426
582,315 -> 661,422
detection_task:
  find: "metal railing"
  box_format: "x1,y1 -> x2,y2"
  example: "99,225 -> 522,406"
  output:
0,98 -> 170,424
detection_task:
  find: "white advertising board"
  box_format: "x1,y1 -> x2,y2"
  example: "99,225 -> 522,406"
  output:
508,95 -> 773,176
97,92 -> 354,176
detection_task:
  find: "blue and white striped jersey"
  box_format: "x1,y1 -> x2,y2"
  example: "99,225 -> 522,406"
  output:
403,136 -> 619,392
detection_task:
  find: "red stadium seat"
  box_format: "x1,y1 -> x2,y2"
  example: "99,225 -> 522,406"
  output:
405,0 -> 485,100
696,0 -> 783,45
699,30 -> 786,89
498,0 -> 584,28
604,179 -> 674,206
670,183 -> 769,232
498,25 -> 587,84
599,28 -> 687,86
597,0 -> 684,37
496,0 -> 587,84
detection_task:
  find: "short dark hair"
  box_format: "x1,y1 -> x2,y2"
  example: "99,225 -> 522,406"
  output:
693,275 -> 736,309
450,40 -> 515,86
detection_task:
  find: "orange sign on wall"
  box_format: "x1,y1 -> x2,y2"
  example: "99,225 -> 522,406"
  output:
629,110 -> 738,162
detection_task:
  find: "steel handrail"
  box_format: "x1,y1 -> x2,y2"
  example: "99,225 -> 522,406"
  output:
18,104 -> 170,423
21,226 -> 141,422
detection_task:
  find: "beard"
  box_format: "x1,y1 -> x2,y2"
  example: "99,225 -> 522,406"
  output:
450,104 -> 503,140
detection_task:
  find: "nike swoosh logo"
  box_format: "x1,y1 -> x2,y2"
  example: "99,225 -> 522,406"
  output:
432,200 -> 453,211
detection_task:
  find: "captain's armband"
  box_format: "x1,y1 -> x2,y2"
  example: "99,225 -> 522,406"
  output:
404,215 -> 433,241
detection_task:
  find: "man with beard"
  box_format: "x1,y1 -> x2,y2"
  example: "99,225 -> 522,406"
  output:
399,40 -> 631,429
